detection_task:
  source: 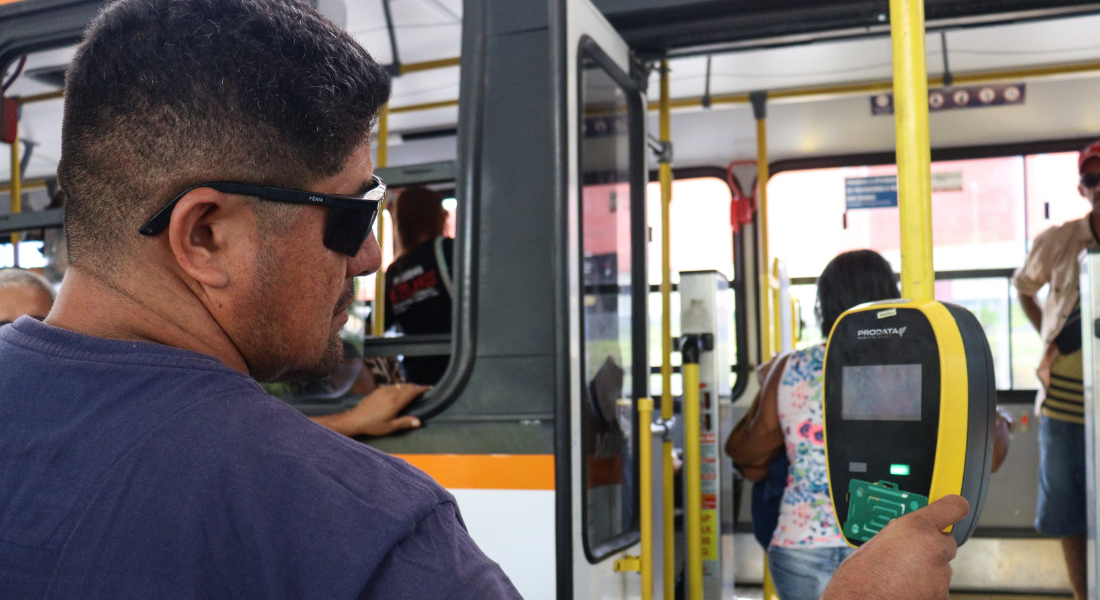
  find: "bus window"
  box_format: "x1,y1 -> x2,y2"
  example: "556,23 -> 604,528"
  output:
1,47 -> 68,279
772,150 -> 1092,392
645,175 -> 739,399
578,45 -> 641,558
345,188 -> 456,341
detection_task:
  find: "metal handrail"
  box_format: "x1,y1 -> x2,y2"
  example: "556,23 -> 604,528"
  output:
657,58 -> 677,600
360,334 -> 451,358
681,336 -> 703,600
394,0 -> 486,422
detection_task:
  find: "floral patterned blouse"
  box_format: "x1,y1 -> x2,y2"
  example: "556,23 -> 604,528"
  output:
771,344 -> 847,548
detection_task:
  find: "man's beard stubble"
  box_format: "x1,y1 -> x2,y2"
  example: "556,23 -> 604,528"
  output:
247,253 -> 355,383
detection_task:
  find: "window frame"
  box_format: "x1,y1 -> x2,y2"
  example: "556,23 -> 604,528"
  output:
768,136 -> 1100,393
644,166 -> 750,403
575,35 -> 648,563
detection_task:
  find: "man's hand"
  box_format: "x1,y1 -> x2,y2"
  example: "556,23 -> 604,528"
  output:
822,495 -> 970,600
311,384 -> 429,438
992,407 -> 1016,473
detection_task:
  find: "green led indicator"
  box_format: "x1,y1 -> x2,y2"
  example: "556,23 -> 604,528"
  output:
890,464 -> 911,476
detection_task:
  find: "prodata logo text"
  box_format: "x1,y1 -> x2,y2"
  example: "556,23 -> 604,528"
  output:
856,326 -> 907,340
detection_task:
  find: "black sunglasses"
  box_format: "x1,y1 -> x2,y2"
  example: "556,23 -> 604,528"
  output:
1082,173 -> 1100,189
138,176 -> 386,257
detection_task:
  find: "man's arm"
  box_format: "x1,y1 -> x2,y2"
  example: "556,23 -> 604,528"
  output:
821,495 -> 970,600
311,384 -> 428,437
1018,291 -> 1043,334
359,502 -> 521,599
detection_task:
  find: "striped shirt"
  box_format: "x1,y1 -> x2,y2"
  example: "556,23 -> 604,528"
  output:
1043,349 -> 1084,424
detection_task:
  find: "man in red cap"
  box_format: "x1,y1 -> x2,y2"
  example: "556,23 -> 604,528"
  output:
1012,140 -> 1100,600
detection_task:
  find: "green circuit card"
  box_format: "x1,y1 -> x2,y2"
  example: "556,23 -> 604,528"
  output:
844,479 -> 929,542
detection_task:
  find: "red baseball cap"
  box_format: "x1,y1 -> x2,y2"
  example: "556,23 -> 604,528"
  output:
1080,140 -> 1100,172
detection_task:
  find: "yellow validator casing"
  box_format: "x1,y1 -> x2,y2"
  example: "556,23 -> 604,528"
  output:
822,298 -> 996,547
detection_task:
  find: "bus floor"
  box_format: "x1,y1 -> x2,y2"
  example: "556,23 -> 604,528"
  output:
732,586 -> 1072,599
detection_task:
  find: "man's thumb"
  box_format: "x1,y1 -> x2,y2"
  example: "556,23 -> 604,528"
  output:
920,495 -> 970,531
388,415 -> 421,433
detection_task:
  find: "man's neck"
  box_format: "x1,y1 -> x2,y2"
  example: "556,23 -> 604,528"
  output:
1091,210 -> 1100,242
46,267 -> 250,374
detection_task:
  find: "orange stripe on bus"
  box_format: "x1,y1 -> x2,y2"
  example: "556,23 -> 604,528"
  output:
394,454 -> 555,490
0,0 -> 28,5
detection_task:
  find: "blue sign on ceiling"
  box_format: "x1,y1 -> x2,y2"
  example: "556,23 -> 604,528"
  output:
845,176 -> 898,210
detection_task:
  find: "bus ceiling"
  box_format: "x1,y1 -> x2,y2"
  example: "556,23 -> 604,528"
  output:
596,0 -> 1100,58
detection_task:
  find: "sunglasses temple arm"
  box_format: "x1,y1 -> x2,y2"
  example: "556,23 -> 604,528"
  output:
138,199 -> 181,236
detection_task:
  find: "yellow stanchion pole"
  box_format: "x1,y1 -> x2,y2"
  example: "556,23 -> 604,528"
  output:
771,259 -> 781,355
890,0 -> 934,300
638,397 -> 654,599
762,555 -> 780,600
9,119 -> 20,268
750,92 -> 771,358
682,336 -> 703,600
372,104 -> 390,337
658,59 -> 676,600
615,398 -> 655,600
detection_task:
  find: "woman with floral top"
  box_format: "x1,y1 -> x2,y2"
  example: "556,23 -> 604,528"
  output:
727,249 -> 1013,600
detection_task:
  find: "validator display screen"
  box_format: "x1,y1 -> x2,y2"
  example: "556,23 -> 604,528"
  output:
841,364 -> 923,421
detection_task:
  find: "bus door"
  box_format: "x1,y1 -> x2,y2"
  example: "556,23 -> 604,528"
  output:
565,0 -> 652,597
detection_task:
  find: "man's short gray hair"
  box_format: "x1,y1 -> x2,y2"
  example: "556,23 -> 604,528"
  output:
0,268 -> 57,301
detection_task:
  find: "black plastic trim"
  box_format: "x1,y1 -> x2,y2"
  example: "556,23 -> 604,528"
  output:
0,207 -> 63,234
397,0 -> 486,421
550,0 -> 573,595
945,302 -> 997,546
0,0 -> 103,77
576,35 -> 645,564
360,334 -> 451,357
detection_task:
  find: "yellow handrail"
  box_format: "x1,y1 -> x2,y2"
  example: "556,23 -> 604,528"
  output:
645,58 -> 1100,113
753,93 -> 771,359
372,104 -> 390,337
682,342 -> 703,600
399,56 -> 460,75
658,59 -> 676,600
771,259 -> 782,355
614,398 -> 656,599
890,0 -> 934,300
15,90 -> 63,105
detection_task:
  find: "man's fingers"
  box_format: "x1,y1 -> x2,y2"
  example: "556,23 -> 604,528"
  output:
386,415 -> 421,433
919,495 -> 970,531
390,385 -> 430,407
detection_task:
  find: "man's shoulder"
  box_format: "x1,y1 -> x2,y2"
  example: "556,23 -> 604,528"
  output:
155,391 -> 451,511
1035,216 -> 1089,246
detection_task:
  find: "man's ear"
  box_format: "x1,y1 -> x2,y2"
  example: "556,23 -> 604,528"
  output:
166,188 -> 251,289
1080,183 -> 1089,199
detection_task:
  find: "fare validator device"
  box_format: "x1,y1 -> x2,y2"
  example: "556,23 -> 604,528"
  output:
823,298 -> 997,547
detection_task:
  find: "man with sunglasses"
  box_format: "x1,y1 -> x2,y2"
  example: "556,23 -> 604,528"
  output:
1013,140 -> 1100,600
0,0 -> 518,598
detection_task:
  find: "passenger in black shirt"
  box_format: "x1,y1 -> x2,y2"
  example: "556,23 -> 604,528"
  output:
384,186 -> 453,384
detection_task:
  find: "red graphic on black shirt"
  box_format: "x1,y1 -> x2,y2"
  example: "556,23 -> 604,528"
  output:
389,269 -> 438,312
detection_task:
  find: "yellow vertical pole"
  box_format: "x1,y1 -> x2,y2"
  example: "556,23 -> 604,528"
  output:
682,339 -> 702,600
771,259 -> 781,354
762,556 -> 781,600
658,59 -> 677,600
372,104 -> 390,337
890,0 -> 934,300
750,92 -> 771,358
614,398 -> 656,599
9,120 -> 21,268
639,398 -> 655,599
